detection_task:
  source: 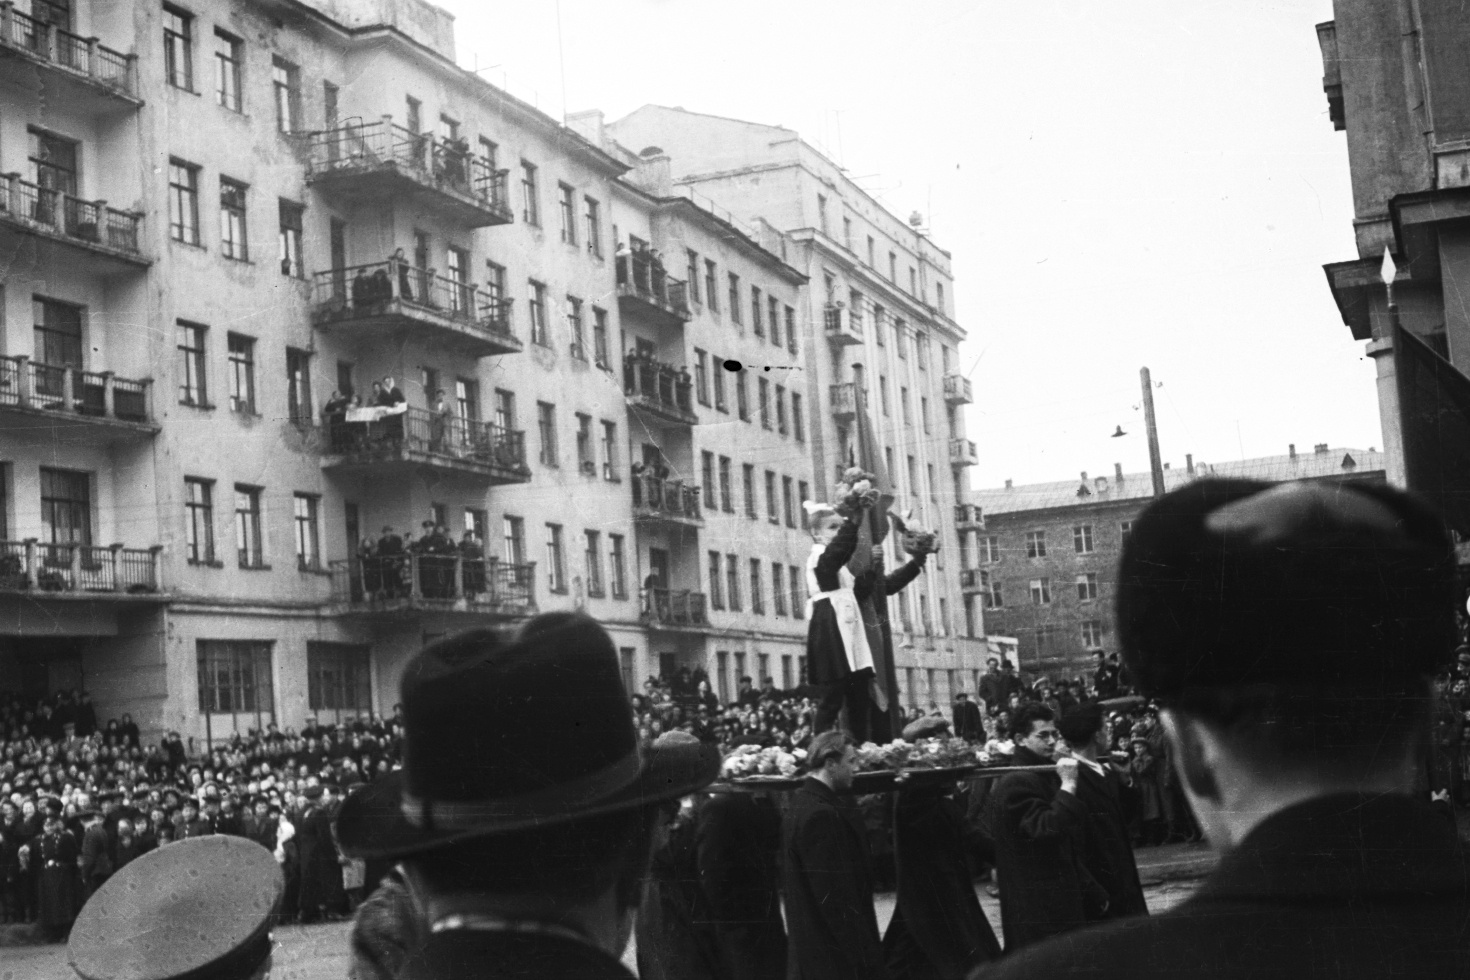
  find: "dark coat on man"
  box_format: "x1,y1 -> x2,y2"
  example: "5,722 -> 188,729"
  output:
697,792 -> 788,980
637,814 -> 727,980
35,828 -> 79,927
782,777 -> 888,980
1072,760 -> 1147,920
399,930 -> 638,980
969,793 -> 1470,979
883,784 -> 1001,980
78,822 -> 113,894
952,699 -> 984,741
978,672 -> 1021,715
987,746 -> 1106,952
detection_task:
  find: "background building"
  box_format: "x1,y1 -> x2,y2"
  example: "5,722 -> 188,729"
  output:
969,446 -> 1384,675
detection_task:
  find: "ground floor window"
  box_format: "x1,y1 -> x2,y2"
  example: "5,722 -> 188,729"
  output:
197,640 -> 274,728
307,641 -> 372,722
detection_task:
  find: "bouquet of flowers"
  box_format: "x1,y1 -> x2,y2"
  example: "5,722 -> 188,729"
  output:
890,510 -> 939,557
833,467 -> 881,517
721,744 -> 806,779
851,737 -> 979,773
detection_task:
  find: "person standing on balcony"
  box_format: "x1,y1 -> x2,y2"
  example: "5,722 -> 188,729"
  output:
391,247 -> 414,301
459,531 -> 485,599
377,377 -> 406,448
429,390 -> 451,455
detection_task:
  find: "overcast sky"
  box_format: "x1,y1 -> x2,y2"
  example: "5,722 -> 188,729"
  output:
439,0 -> 1366,490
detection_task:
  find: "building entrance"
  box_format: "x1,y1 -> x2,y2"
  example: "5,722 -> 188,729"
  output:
0,635 -> 87,699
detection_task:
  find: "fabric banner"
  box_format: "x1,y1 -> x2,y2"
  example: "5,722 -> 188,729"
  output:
1394,322 -> 1470,536
850,390 -> 900,731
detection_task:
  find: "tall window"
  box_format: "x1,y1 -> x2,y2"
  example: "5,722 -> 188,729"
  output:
775,385 -> 787,434
782,476 -> 795,527
736,368 -> 749,421
484,260 -> 506,309
307,643 -> 373,720
728,273 -> 742,324
790,563 -> 804,616
575,413 -> 593,472
765,470 -> 778,524
592,307 -> 609,368
235,485 -> 263,568
286,348 -> 312,423
773,564 -> 786,616
1029,578 -> 1051,605
226,333 -> 255,413
1073,524 -> 1095,554
769,295 -> 781,347
718,456 -> 733,512
294,493 -> 320,570
1076,573 -> 1099,602
609,533 -> 627,598
785,306 -> 797,354
750,559 -> 764,614
708,551 -> 724,609
169,159 -> 200,245
798,481 -> 811,528
567,295 -> 585,359
528,280 -> 548,346
601,420 -> 618,480
751,286 -> 764,336
214,29 -> 242,111
219,178 -> 248,260
558,183 -> 577,245
705,260 -> 719,313
713,358 -> 727,412
702,453 -> 716,509
585,530 -> 604,597
537,401 -> 557,466
686,249 -> 701,303
1025,531 -> 1047,558
446,248 -> 471,314
694,349 -> 710,405
197,641 -> 274,718
743,464 -> 757,519
1121,521 -> 1133,541
546,523 -> 566,593
921,396 -> 931,433
40,467 -> 89,546
1081,620 -> 1104,649
33,296 -> 82,373
792,393 -> 804,441
758,377 -> 771,429
184,478 -> 215,564
726,554 -> 741,611
979,535 -> 999,563
177,321 -> 208,406
163,4 -> 193,90
502,515 -> 526,564
520,161 -> 539,225
278,200 -> 304,277
584,196 -> 602,257
271,57 -> 299,133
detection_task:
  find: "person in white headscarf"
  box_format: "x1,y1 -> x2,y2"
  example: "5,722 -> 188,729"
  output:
803,499 -> 879,741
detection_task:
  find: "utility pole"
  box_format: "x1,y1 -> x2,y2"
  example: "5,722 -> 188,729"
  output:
1141,366 -> 1165,497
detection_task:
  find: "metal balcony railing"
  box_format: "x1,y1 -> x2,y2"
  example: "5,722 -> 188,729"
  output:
0,175 -> 143,255
312,260 -> 516,344
630,473 -> 702,521
623,355 -> 695,419
323,405 -> 528,473
0,538 -> 161,594
642,587 -> 709,628
0,355 -> 152,423
943,372 -> 973,404
330,553 -> 536,615
615,249 -> 691,322
0,4 -> 138,99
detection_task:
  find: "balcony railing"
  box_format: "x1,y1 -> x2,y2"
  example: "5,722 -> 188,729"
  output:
830,382 -> 862,421
0,355 -> 153,425
631,473 -> 702,523
0,5 -> 139,101
0,175 -> 144,258
303,118 -> 513,225
330,554 -> 536,617
943,372 -> 973,405
949,438 -> 979,467
623,354 -> 696,425
823,303 -> 863,346
0,538 -> 160,594
311,260 -> 519,356
615,249 -> 691,325
322,406 -> 530,482
642,587 -> 709,629
954,503 -> 984,528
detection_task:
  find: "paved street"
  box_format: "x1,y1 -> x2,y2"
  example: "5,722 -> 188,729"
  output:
2,877 -> 1199,980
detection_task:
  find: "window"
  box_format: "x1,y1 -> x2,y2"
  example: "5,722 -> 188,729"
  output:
798,481 -> 811,528
920,397 -> 931,434
528,280 -> 548,346
910,267 -> 918,295
1073,524 -> 1094,554
936,282 -> 946,315
765,471 -> 778,524
575,413 -> 593,473
218,178 -> 248,260
915,332 -> 929,371
719,456 -> 733,512
879,376 -> 890,416
694,349 -> 710,405
584,197 -> 602,257
610,534 -> 627,598
503,515 -> 526,564
271,57 -> 299,133
30,299 -> 81,377
214,29 -> 242,111
776,385 -> 787,435
447,248 -> 471,315
1120,521 -> 1133,541
537,402 -> 557,466
479,136 -> 499,171
601,421 -> 618,480
567,295 -> 585,359
750,559 -> 764,614
728,273 -> 742,324
592,307 -> 610,368
752,286 -> 764,336
485,261 -> 506,310
177,321 -> 208,406
736,368 -> 749,421
726,554 -> 741,611
785,306 -> 797,354
546,523 -> 566,593
1029,578 -> 1051,605
1082,620 -> 1104,649
979,535 -> 1000,563
772,564 -> 787,616
307,643 -> 373,719
686,250 -> 701,303
520,161 -> 539,225
1025,530 -> 1047,558
294,493 -> 320,570
896,320 -> 907,358
790,563 -> 804,617
1076,573 -> 1099,602
558,183 -> 577,245
713,358 -> 727,412
782,476 -> 795,527
168,159 -> 200,245
758,377 -> 771,429
38,467 -> 88,548
769,295 -> 781,347
235,485 -> 264,568
708,551 -> 723,609
743,464 -> 757,519
163,5 -> 193,90
901,387 -> 911,426
981,571 -> 1003,609
702,453 -> 716,509
324,81 -> 338,130
792,393 -> 805,442
817,194 -> 828,234
842,215 -> 852,250
197,641 -> 274,717
875,305 -> 887,347
405,96 -> 422,135
585,530 -> 604,597
184,478 -> 215,564
278,200 -> 304,277
866,235 -> 876,267
226,333 -> 255,413
282,346 -> 311,423
705,260 -> 719,313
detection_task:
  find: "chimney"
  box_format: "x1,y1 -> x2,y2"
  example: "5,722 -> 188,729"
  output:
1186,453 -> 1194,476
565,109 -> 606,147
1314,443 -> 1329,454
632,147 -> 673,196
1114,462 -> 1123,482
1095,476 -> 1108,491
1005,479 -> 1013,489
1288,443 -> 1296,460
1080,471 -> 1088,482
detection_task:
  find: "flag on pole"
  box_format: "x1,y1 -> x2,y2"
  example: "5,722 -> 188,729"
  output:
849,387 -> 899,721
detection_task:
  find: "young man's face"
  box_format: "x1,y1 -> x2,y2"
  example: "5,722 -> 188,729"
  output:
824,744 -> 857,791
1019,719 -> 1061,760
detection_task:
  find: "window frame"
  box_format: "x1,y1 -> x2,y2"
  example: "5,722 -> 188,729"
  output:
234,484 -> 265,569
293,492 -> 321,570
184,477 -> 215,565
213,27 -> 242,111
168,158 -> 200,246
163,4 -> 193,91
226,332 -> 256,414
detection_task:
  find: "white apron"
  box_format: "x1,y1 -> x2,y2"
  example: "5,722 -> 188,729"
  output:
806,543 -> 874,674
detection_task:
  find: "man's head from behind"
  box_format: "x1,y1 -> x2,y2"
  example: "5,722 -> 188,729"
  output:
1117,478 -> 1457,847
1058,702 -> 1106,755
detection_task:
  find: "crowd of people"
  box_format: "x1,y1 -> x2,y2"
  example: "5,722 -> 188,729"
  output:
351,522 -> 489,601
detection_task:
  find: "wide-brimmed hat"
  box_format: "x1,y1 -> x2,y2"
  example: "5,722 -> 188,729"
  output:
336,613 -> 720,859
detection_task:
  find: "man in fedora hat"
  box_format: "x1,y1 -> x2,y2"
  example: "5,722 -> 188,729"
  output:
971,479 -> 1470,978
338,612 -> 719,979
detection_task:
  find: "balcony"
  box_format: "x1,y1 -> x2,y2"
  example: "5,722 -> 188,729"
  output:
623,354 -> 698,428
824,304 -> 863,346
312,261 -> 520,358
615,249 -> 691,328
0,5 -> 140,113
0,539 -> 162,598
959,568 -> 984,594
949,438 -> 979,467
304,119 -> 513,227
320,407 -> 531,485
830,382 -> 862,422
631,473 -> 703,527
943,373 -> 973,406
641,588 -> 710,632
329,554 -> 536,620
0,355 -> 157,445
954,503 -> 985,529
0,175 -> 146,274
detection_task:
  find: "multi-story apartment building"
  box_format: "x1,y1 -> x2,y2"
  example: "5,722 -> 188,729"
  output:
970,446 -> 1385,675
605,107 -> 985,712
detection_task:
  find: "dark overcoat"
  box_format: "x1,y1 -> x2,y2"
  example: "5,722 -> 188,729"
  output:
782,777 -> 888,980
986,746 -> 1106,952
1072,761 -> 1147,920
970,793 -> 1470,979
636,813 -> 727,980
35,830 -> 78,927
400,929 -> 638,980
697,792 -> 787,980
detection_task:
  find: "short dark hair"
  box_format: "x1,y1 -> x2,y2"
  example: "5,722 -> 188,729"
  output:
1010,703 -> 1055,740
807,731 -> 853,769
1057,703 -> 1104,745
